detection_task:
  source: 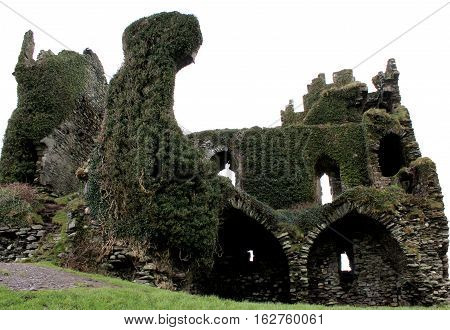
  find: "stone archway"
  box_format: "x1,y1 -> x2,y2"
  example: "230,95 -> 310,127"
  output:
205,206 -> 290,302
307,213 -> 408,306
297,201 -> 420,306
199,192 -> 302,303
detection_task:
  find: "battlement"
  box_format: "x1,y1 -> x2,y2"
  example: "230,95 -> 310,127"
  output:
281,59 -> 404,126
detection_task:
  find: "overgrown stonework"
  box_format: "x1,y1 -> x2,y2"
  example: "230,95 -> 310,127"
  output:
190,59 -> 449,306
86,12 -> 226,275
0,31 -> 107,194
0,12 -> 448,307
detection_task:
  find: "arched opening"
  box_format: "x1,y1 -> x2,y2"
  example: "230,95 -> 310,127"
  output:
315,155 -> 342,204
204,207 -> 290,302
378,133 -> 405,177
307,213 -> 409,306
211,149 -> 236,186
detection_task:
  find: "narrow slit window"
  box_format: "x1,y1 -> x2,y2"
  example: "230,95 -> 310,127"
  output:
340,252 -> 352,272
315,155 -> 342,204
247,249 -> 254,262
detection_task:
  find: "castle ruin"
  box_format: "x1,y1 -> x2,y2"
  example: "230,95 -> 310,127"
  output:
0,12 -> 448,307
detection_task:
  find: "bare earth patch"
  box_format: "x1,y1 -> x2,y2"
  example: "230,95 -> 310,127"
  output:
0,262 -> 105,291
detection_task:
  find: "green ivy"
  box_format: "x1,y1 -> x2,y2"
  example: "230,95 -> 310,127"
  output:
87,12 -> 226,270
0,37 -> 89,183
234,124 -> 369,209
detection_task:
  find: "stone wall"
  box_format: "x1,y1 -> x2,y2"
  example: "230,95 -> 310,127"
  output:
0,224 -> 52,261
37,49 -> 107,194
307,215 -> 409,306
204,258 -> 289,302
297,189 -> 449,306
101,246 -> 188,291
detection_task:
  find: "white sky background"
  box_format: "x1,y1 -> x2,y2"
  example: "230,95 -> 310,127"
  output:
0,0 -> 449,217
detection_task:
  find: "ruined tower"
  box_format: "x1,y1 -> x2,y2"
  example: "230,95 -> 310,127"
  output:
0,31 -> 107,194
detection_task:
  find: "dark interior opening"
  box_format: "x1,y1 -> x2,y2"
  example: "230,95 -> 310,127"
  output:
203,207 -> 290,302
378,133 -> 405,177
211,150 -> 233,173
315,155 -> 342,203
23,140 -> 39,183
307,213 -> 409,306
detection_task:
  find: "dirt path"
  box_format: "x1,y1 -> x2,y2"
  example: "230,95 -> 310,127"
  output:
0,263 -> 105,291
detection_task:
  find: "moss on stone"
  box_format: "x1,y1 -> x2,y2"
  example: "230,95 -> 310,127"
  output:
276,185 -> 411,233
280,100 -> 305,126
390,105 -> 410,123
362,108 -> 403,134
303,82 -> 366,125
52,210 -> 69,226
188,128 -> 240,149
55,193 -> 79,206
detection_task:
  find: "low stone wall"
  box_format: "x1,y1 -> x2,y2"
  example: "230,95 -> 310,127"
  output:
0,224 -> 52,261
101,245 -> 188,291
204,263 -> 289,302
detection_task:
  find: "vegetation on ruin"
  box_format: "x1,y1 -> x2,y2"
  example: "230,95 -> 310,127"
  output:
190,75 -> 373,210
302,82 -> 366,125
363,107 -> 404,135
0,13 -> 446,308
0,183 -> 43,227
0,31 -> 90,184
192,123 -> 369,209
27,192 -> 84,264
87,12 -> 227,271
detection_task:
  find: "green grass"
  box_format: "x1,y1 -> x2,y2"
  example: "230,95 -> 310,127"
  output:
54,193 -> 79,206
0,263 -> 448,310
52,210 -> 68,226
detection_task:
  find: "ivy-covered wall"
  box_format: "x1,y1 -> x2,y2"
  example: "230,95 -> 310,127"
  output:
190,123 -> 369,209
0,31 -> 107,193
236,124 -> 369,209
190,59 -> 448,305
87,12 -> 228,272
